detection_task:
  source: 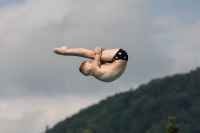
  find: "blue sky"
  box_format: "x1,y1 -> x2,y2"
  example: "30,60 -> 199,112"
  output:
150,0 -> 200,16
0,0 -> 200,133
0,0 -> 24,7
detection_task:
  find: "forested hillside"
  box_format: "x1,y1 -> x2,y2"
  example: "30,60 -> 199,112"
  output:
46,67 -> 200,133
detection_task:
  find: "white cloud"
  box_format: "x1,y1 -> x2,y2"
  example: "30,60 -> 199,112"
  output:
0,0 -> 151,97
0,95 -> 100,133
0,1 -> 150,132
152,13 -> 200,73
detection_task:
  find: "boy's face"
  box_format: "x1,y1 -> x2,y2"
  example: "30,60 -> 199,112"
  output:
82,60 -> 92,75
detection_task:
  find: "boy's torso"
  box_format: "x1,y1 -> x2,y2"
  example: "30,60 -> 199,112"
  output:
95,60 -> 127,82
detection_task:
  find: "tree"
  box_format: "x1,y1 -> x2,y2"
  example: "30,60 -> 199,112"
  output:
166,116 -> 180,133
45,125 -> 49,133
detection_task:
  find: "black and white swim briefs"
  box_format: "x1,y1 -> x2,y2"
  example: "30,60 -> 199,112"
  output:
112,49 -> 128,61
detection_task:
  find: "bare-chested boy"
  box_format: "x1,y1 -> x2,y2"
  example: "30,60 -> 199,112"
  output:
53,46 -> 128,82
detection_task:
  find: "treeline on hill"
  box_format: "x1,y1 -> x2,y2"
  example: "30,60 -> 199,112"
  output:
45,67 -> 200,133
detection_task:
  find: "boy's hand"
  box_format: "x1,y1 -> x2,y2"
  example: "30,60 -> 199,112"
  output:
94,47 -> 105,55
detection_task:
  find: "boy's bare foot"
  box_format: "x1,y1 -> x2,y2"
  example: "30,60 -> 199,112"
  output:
53,46 -> 68,55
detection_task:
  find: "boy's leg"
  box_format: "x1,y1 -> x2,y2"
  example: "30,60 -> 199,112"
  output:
53,46 -> 94,59
53,46 -> 119,62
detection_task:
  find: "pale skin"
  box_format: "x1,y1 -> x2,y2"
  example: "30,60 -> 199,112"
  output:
53,46 -> 127,82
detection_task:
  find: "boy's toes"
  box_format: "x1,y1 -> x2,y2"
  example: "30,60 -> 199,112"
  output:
53,48 -> 62,54
53,48 -> 59,52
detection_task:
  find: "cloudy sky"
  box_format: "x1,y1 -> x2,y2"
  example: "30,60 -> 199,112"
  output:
0,0 -> 200,133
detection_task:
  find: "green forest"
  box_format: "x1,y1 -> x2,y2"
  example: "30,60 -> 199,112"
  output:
45,67 -> 200,133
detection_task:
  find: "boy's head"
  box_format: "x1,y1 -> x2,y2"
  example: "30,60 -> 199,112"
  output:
79,60 -> 92,76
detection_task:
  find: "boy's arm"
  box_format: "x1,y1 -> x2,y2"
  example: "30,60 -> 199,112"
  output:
92,47 -> 105,77
95,47 -> 106,65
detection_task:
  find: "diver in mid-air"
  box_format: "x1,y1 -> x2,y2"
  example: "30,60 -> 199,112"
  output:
53,46 -> 128,82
